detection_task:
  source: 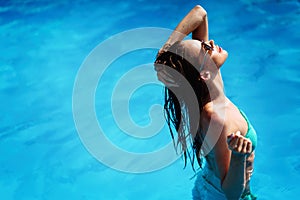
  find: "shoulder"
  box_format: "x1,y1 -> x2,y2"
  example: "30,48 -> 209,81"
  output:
202,101 -> 235,138
203,106 -> 226,128
200,107 -> 230,148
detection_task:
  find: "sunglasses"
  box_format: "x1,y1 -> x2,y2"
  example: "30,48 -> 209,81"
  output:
199,40 -> 213,71
201,40 -> 213,51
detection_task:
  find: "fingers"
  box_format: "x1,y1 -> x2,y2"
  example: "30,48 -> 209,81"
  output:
156,50 -> 164,59
156,43 -> 171,59
245,140 -> 252,154
227,131 -> 252,155
227,131 -> 240,149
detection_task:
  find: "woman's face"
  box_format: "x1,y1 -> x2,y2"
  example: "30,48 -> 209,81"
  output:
181,39 -> 228,71
202,40 -> 228,69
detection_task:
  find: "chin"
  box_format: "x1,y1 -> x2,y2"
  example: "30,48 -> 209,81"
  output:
222,49 -> 228,57
222,52 -> 228,62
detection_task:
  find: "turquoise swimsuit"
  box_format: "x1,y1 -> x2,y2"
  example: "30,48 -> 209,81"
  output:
193,110 -> 258,200
239,109 -> 257,151
239,109 -> 258,200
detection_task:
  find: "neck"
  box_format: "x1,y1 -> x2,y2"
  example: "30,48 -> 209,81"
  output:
201,70 -> 229,122
206,71 -> 226,104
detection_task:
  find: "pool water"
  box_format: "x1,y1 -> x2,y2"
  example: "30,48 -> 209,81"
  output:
1,0 -> 300,199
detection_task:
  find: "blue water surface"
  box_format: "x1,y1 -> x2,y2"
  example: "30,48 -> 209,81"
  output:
1,0 -> 300,199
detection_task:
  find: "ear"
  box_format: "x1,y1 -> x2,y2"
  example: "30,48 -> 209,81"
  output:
200,71 -> 211,81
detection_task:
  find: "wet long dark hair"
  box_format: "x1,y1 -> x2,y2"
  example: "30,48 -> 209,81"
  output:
154,42 -> 210,170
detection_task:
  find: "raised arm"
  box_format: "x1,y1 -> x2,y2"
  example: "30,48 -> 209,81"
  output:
212,117 -> 253,199
160,5 -> 209,53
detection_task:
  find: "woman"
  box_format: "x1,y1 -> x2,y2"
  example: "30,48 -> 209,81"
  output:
154,5 -> 257,200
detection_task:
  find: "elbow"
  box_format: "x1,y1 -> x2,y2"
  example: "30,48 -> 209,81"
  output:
193,5 -> 207,18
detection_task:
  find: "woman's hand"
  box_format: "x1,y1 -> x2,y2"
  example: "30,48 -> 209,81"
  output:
157,5 -> 208,59
227,131 -> 252,156
156,43 -> 172,59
